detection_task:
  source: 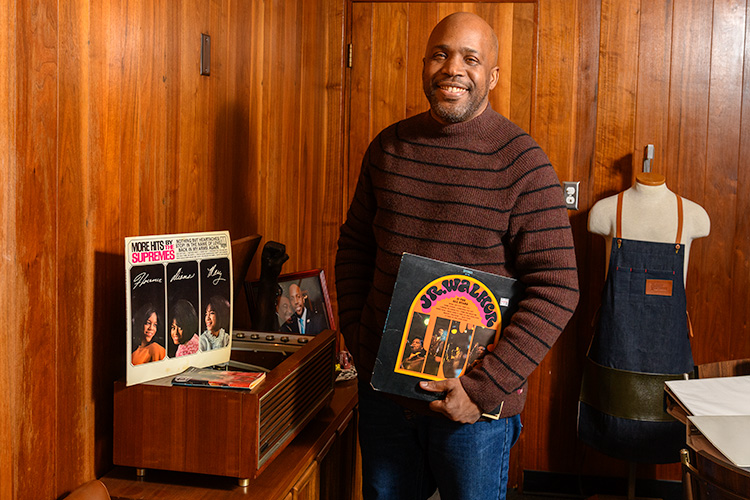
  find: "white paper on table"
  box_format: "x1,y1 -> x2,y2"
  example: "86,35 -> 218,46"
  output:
665,375 -> 750,416
688,415 -> 750,469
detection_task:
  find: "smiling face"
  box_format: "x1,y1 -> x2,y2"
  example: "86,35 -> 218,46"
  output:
205,304 -> 217,332
277,295 -> 293,324
422,12 -> 499,124
289,284 -> 304,316
143,312 -> 157,343
170,318 -> 183,344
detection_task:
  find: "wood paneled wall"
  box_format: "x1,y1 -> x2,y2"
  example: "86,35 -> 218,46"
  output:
1,1 -> 345,498
2,0 -> 750,498
527,0 -> 750,486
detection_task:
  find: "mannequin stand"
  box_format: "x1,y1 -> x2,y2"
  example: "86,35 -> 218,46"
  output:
585,462 -> 662,500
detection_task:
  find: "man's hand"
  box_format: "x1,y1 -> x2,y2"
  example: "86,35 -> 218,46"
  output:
420,378 -> 482,424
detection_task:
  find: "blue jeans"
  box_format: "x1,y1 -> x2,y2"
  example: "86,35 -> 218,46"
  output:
358,382 -> 522,500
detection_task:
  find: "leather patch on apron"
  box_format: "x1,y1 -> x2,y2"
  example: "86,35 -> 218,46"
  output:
645,279 -> 673,296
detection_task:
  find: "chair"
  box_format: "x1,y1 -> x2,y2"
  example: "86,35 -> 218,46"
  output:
695,358 -> 750,379
680,449 -> 749,500
65,479 -> 111,500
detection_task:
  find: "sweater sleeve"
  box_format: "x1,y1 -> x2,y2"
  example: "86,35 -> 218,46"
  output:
335,151 -> 378,359
460,160 -> 580,414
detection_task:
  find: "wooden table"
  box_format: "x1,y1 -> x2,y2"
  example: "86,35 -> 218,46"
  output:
101,380 -> 359,500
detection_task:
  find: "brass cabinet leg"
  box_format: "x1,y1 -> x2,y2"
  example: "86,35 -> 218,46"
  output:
238,478 -> 250,487
136,468 -> 147,477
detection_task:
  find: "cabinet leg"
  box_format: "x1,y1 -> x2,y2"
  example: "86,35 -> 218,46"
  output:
238,478 -> 250,487
136,468 -> 147,477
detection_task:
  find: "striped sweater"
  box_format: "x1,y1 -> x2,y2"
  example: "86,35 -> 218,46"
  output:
335,106 -> 579,417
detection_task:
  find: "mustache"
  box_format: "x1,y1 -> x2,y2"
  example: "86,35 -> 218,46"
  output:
434,76 -> 469,87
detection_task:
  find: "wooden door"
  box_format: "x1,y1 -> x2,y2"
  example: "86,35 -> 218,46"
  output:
346,2 -> 537,205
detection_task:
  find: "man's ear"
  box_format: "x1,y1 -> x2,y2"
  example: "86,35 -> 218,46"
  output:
488,66 -> 500,91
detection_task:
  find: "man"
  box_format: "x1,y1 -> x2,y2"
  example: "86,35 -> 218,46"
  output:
400,337 -> 427,371
281,283 -> 327,335
335,11 -> 579,500
275,294 -> 294,332
423,328 -> 447,375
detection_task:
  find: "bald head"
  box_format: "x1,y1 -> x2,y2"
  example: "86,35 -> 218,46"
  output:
422,12 -> 500,124
426,12 -> 499,66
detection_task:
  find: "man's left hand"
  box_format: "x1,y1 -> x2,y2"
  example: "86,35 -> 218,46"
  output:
420,378 -> 481,423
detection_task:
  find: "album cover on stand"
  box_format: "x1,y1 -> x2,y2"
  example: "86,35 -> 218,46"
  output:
125,231 -> 234,386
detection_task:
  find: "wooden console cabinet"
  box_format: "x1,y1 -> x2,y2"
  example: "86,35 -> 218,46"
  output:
112,330 -> 337,482
102,380 -> 359,500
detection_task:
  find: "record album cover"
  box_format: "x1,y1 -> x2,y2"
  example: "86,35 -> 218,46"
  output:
125,231 -> 233,386
172,366 -> 266,391
371,253 -> 524,417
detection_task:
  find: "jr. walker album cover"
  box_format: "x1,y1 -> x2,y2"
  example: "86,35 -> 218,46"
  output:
371,253 -> 524,414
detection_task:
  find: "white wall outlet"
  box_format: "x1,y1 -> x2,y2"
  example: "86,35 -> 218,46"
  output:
563,181 -> 579,210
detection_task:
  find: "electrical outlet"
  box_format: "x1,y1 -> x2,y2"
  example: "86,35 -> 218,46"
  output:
563,181 -> 579,210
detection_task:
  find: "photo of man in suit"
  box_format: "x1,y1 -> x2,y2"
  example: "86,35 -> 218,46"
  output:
281,283 -> 327,335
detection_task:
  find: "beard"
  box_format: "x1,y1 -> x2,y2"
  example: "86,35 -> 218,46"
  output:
423,79 -> 488,123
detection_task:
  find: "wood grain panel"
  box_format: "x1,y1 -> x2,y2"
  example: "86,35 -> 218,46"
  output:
520,0 -> 579,481
533,0 -> 576,177
276,1 -> 304,262
237,0 -> 346,278
692,0 -> 745,363
510,3 -> 534,132
57,0 -> 95,491
479,3 -> 515,117
666,0 -> 712,197
299,0 -> 346,272
668,0 -> 713,373
90,0 -> 129,478
9,1 -> 59,499
372,4 -> 408,137
348,3 -> 374,208
591,0 -> 640,197
225,0 -> 258,241
733,0 -> 750,357
569,0 -> 601,379
0,0 -> 17,494
405,4 -> 437,119
633,0 -> 672,176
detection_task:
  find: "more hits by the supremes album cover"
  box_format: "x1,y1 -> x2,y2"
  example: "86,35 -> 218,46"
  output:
371,253 -> 524,417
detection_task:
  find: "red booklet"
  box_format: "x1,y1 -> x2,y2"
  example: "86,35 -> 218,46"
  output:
171,366 -> 265,390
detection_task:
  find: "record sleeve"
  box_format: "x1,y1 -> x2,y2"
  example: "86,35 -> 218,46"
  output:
371,253 -> 524,417
171,367 -> 266,391
125,231 -> 233,386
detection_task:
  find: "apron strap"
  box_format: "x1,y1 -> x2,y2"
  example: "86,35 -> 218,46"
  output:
675,194 -> 683,244
616,192 -> 624,240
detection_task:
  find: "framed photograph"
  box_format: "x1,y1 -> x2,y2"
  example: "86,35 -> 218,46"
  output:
245,269 -> 335,335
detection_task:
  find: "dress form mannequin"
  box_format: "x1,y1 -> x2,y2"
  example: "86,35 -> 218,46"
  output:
579,172 -> 712,469
588,173 -> 710,283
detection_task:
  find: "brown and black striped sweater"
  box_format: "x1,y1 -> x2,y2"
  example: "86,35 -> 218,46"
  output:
335,106 -> 579,417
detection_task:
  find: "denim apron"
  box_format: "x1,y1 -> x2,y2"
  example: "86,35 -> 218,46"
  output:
578,192 -> 693,463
